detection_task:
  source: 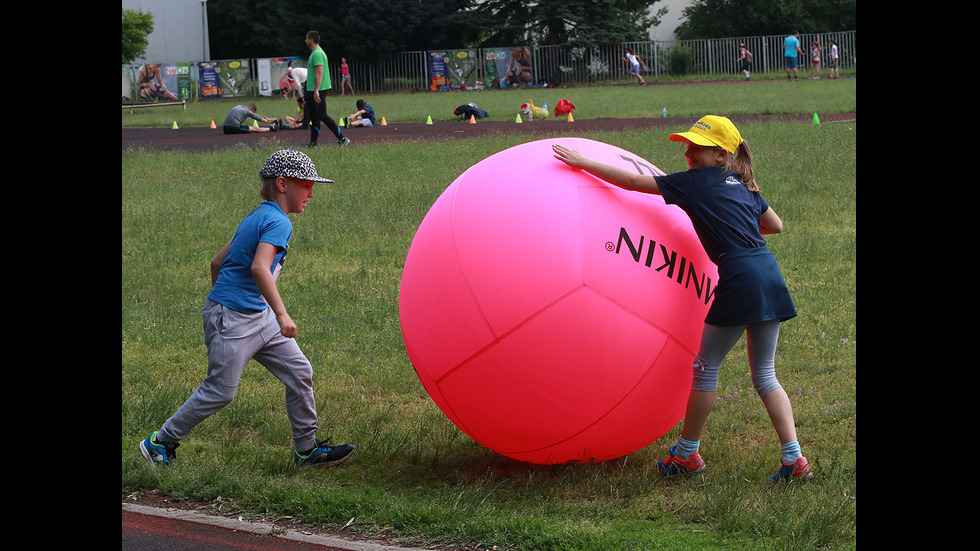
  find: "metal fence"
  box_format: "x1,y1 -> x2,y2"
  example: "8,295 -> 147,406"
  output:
124,31 -> 854,100
346,30 -> 855,92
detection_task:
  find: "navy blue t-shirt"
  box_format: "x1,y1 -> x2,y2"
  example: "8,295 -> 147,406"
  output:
654,167 -> 768,263
655,167 -> 795,325
361,103 -> 376,124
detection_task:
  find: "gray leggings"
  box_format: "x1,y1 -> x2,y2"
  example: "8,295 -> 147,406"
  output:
157,299 -> 319,452
691,320 -> 782,396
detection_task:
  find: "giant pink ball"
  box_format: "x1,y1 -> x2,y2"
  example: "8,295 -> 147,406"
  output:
399,137 -> 718,464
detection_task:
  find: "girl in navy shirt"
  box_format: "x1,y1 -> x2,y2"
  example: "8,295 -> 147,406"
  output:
553,116 -> 811,483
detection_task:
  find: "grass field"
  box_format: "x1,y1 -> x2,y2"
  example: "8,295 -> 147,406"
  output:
122,76 -> 856,550
122,71 -> 855,129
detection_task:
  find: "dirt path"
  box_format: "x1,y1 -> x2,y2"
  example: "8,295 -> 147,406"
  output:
122,113 -> 854,153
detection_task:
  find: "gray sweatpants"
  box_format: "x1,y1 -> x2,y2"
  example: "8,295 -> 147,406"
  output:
157,299 -> 319,452
691,320 -> 783,397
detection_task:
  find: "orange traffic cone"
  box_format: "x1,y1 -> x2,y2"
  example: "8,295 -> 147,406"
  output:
380,117 -> 388,126
470,114 -> 476,124
210,120 -> 216,129
567,113 -> 574,122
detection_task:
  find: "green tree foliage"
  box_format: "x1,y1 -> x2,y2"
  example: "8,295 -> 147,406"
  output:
208,0 -> 481,60
474,0 -> 663,47
674,0 -> 855,39
205,0 -> 664,60
122,8 -> 154,64
206,0 -> 295,59
319,0 -> 480,56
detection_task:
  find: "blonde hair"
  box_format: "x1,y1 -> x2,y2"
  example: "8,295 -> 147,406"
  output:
726,140 -> 759,192
260,177 -> 280,200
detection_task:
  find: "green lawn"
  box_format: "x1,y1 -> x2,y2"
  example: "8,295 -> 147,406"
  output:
122,77 -> 856,550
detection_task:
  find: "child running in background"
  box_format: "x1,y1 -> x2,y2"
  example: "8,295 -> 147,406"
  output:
552,116 -> 812,484
737,43 -> 753,81
622,48 -> 647,85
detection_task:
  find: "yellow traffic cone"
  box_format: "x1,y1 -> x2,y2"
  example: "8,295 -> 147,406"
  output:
380,117 -> 387,126
426,115 -> 433,125
470,114 -> 476,124
210,120 -> 216,129
567,113 -> 574,122
515,114 -> 523,124
172,121 -> 178,130
253,119 -> 259,127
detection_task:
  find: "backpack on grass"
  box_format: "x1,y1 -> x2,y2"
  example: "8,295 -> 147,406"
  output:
453,103 -> 488,120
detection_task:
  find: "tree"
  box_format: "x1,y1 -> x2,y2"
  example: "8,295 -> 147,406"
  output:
317,0 -> 481,57
203,0 -> 668,59
122,8 -> 154,64
206,0 -> 296,59
474,0 -> 665,47
674,0 -> 855,40
207,0 -> 482,60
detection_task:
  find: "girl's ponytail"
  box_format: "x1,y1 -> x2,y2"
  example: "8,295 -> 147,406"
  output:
730,140 -> 759,192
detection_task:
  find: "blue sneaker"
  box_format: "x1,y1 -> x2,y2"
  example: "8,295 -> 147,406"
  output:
294,439 -> 355,468
657,445 -> 706,476
771,456 -> 814,484
139,431 -> 179,465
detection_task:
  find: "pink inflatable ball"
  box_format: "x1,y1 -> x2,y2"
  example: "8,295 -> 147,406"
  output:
399,137 -> 718,465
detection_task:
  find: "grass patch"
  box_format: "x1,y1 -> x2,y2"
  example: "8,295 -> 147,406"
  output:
122,77 -> 856,128
122,81 -> 856,550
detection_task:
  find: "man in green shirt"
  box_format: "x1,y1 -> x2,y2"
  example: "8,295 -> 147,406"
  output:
304,31 -> 349,147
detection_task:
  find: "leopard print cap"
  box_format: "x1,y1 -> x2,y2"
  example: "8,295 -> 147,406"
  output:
259,149 -> 334,183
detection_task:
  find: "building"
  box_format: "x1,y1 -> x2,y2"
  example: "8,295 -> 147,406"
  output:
649,0 -> 690,42
122,0 -> 210,64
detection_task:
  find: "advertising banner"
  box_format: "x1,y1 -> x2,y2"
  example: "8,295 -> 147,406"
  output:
198,60 -> 251,99
258,57 -> 303,96
199,62 -> 220,98
428,51 -> 449,90
483,48 -> 509,87
136,63 -> 186,101
175,63 -> 191,99
495,46 -> 533,87
445,49 -> 480,89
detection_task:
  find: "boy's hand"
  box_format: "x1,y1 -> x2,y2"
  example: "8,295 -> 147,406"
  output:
277,312 -> 298,338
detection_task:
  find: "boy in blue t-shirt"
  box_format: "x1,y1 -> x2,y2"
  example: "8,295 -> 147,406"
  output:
139,149 -> 355,469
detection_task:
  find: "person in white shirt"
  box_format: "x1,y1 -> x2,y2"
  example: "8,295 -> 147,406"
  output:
828,39 -> 840,79
622,48 -> 647,86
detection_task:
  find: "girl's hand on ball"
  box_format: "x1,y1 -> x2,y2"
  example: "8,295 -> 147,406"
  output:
553,144 -> 585,168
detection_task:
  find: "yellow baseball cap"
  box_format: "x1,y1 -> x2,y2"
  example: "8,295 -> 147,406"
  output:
668,115 -> 743,154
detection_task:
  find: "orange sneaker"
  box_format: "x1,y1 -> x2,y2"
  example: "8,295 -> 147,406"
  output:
771,456 -> 814,483
657,445 -> 706,476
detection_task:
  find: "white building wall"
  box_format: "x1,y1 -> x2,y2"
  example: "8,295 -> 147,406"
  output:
648,0 -> 691,41
122,0 -> 209,64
